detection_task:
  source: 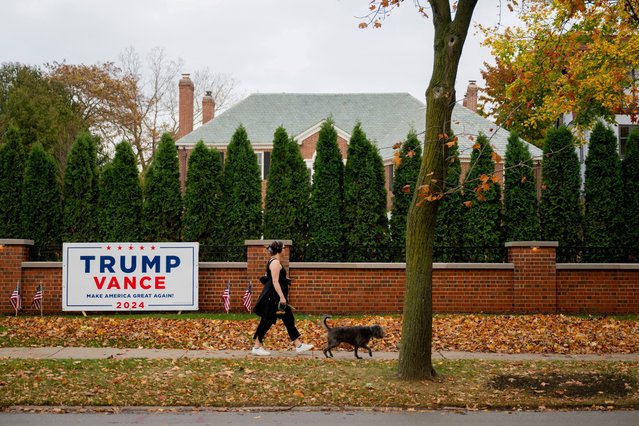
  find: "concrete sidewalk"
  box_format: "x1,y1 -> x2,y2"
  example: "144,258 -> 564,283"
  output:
1,346 -> 637,362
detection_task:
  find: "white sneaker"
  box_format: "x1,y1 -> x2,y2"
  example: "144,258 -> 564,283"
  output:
251,347 -> 271,356
295,343 -> 314,354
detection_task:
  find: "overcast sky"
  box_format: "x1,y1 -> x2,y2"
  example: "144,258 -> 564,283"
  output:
1,0 -> 515,105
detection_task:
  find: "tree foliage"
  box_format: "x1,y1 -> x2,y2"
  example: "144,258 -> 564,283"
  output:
263,127 -> 311,253
503,132 -> 540,242
307,120 -> 345,262
142,133 -> 182,241
539,126 -> 582,260
0,63 -> 85,169
343,123 -> 389,261
221,125 -> 263,246
63,132 -> 100,242
462,134 -> 503,261
583,122 -> 624,261
21,143 -> 62,252
0,126 -> 26,238
481,0 -> 639,144
434,137 -> 465,261
98,141 -> 143,241
622,127 -> 639,259
390,130 -> 422,259
183,140 -> 224,244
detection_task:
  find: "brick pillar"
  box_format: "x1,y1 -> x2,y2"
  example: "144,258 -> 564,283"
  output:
506,241 -> 558,313
245,239 -> 292,289
0,239 -> 33,314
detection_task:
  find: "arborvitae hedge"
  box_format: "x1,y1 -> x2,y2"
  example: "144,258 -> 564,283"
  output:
462,133 -> 503,261
21,143 -> 62,253
390,130 -> 422,260
307,119 -> 344,261
263,127 -> 310,256
622,127 -> 639,260
503,132 -> 540,242
343,123 -> 389,261
0,126 -> 26,238
540,126 -> 583,261
434,137 -> 465,261
221,125 -> 263,247
284,134 -> 311,257
98,141 -> 143,241
142,133 -> 182,241
183,140 -> 224,245
63,132 -> 100,242
583,122 -> 624,261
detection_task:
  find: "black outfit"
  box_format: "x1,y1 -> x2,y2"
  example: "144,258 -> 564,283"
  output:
253,258 -> 300,343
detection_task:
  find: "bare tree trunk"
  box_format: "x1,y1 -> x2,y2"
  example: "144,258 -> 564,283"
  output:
398,0 -> 476,380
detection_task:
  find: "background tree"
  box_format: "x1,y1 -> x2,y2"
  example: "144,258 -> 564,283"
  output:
480,0 -> 639,144
462,133 -> 503,261
98,141 -> 143,241
503,132 -> 540,242
183,140 -> 224,245
48,62 -> 137,166
0,63 -> 85,169
343,123 -> 389,261
263,127 -> 311,256
220,125 -> 262,248
21,144 -> 62,256
434,137 -> 465,261
362,0 -> 478,379
63,132 -> 100,242
390,130 -> 422,261
307,119 -> 345,262
622,127 -> 639,261
0,126 -> 26,238
583,122 -> 624,261
142,133 -> 182,241
539,126 -> 583,261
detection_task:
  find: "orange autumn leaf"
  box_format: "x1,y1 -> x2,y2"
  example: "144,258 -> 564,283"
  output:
464,200 -> 473,208
491,152 -> 502,163
402,184 -> 411,193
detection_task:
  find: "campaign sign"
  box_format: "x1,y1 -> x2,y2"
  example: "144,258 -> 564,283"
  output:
63,242 -> 199,311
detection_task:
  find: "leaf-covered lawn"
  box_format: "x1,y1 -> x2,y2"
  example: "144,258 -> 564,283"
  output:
0,358 -> 637,409
1,314 -> 638,354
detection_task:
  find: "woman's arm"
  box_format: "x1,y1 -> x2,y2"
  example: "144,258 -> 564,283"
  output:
269,259 -> 286,304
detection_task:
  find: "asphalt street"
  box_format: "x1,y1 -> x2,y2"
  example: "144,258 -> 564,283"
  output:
1,409 -> 638,426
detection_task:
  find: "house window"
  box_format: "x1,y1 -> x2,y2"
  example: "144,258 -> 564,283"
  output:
256,152 -> 271,180
619,125 -> 639,158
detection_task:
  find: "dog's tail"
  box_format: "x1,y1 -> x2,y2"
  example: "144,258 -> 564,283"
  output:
322,315 -> 332,331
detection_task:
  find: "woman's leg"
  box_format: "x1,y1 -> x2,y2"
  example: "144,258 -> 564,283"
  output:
253,317 -> 273,346
280,309 -> 301,342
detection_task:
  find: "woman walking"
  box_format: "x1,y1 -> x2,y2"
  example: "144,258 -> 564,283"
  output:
251,241 -> 314,356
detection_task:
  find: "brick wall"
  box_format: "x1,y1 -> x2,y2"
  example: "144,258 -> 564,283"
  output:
2,239 -> 638,315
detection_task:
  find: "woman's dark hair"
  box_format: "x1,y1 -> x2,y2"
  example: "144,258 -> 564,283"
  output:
267,240 -> 283,255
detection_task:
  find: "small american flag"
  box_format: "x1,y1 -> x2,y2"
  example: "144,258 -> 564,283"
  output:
222,281 -> 231,313
32,285 -> 43,311
9,282 -> 22,313
242,281 -> 253,312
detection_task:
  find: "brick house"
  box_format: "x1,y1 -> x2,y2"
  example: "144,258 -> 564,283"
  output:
175,75 -> 543,204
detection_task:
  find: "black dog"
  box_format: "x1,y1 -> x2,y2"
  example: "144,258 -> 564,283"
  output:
322,315 -> 385,359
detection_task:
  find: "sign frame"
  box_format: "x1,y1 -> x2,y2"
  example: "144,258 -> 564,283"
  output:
62,242 -> 199,312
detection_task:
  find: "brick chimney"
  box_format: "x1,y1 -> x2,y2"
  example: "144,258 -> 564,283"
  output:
202,90 -> 215,125
178,73 -> 194,139
463,80 -> 478,112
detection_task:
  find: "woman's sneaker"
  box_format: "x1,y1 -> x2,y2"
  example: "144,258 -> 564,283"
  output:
251,347 -> 271,356
295,343 -> 314,353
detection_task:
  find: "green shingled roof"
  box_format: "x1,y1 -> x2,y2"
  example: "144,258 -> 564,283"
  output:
176,93 -> 542,161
